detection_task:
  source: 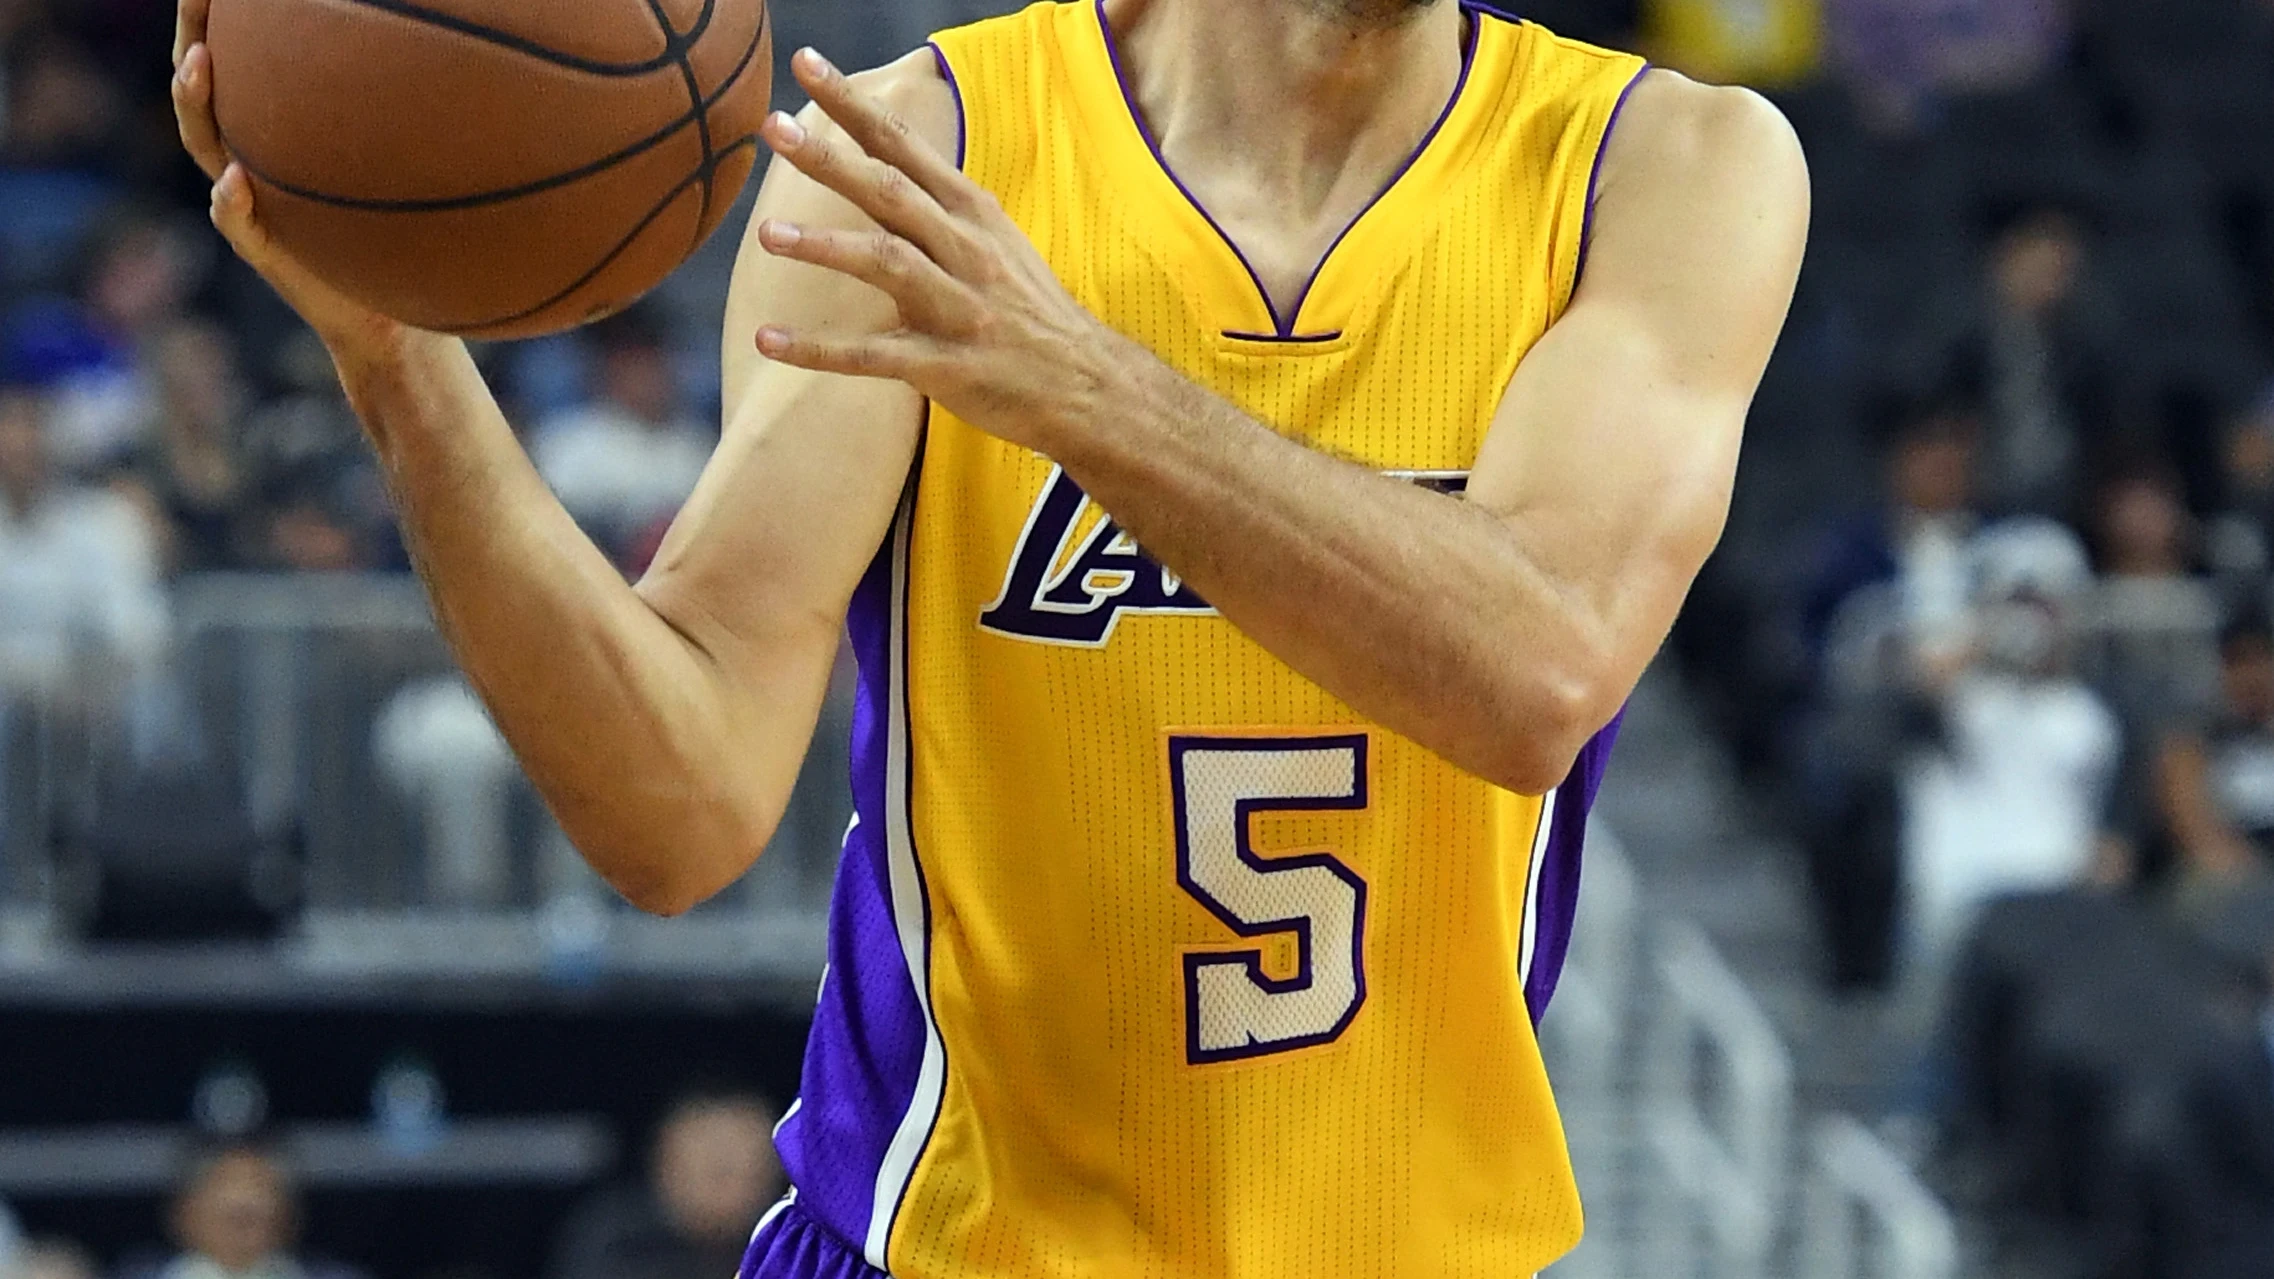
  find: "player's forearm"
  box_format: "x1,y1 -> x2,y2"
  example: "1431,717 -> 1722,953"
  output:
336,336 -> 809,911
1045,358 -> 1623,796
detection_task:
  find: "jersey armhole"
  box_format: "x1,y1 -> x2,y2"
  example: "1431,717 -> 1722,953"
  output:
927,42 -> 971,173
1565,62 -> 1653,307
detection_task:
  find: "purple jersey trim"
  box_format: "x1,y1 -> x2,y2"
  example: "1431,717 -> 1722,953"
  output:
741,1195 -> 887,1279
1219,329 -> 1345,345
769,534 -> 925,1257
927,42 -> 968,172
1277,11 -> 1481,333
1574,64 -> 1652,291
1523,710 -> 1624,1024
1094,0 -> 1480,339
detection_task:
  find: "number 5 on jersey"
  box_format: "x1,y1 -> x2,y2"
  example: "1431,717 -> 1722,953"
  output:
1169,735 -> 1370,1064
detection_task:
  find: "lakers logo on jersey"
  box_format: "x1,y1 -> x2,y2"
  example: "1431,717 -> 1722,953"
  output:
979,466 -> 1215,646
979,468 -> 1474,647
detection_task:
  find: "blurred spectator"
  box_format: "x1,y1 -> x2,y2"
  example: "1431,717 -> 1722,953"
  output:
2098,464 -> 2205,583
0,1201 -> 19,1277
2158,616 -> 2274,943
1802,399 -> 1983,671
2160,616 -> 2274,874
530,308 -> 713,568
1901,517 -> 2124,977
0,28 -> 128,292
0,27 -> 123,167
375,675 -> 516,909
374,672 -> 588,910
149,1146 -> 357,1279
4,209 -> 205,476
2205,389 -> 2274,613
0,382 -> 166,699
237,333 -> 397,572
1827,0 -> 2072,128
549,1088 -> 783,1279
1643,0 -> 1820,86
9,1240 -> 98,1279
1792,399 -> 1982,990
128,321 -> 248,573
1931,203 -> 2120,523
0,368 -> 196,865
2161,950 -> 2274,1277
1938,889 -> 2247,1275
252,498 -> 368,574
2082,464 -> 2223,840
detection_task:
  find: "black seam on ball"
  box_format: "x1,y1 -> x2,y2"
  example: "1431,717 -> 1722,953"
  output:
463,133 -> 760,335
326,0 -> 714,77
222,0 -> 758,214
641,0 -> 719,254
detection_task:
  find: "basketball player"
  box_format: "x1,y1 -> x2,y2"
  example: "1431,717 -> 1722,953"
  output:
173,0 -> 1806,1273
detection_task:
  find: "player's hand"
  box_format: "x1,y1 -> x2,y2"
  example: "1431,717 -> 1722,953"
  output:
171,0 -> 419,368
753,48 -> 1135,455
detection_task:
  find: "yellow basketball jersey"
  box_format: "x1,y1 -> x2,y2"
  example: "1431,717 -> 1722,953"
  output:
766,6 -> 1646,1277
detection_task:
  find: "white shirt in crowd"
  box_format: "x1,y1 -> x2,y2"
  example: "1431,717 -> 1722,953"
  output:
1902,670 -> 2120,964
531,405 -> 712,542
1897,512 -> 1977,665
0,486 -> 166,696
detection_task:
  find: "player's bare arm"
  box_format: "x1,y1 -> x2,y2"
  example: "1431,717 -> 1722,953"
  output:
755,50 -> 1809,796
174,0 -> 952,912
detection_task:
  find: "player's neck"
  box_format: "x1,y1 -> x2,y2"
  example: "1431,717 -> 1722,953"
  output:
1104,0 -> 1466,226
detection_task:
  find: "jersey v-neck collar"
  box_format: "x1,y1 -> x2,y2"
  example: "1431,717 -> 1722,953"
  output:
1081,0 -> 1487,343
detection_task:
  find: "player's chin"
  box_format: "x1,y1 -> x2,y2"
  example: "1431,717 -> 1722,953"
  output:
1307,0 -> 1445,21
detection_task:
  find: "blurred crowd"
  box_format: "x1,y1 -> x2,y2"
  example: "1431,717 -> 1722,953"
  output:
1626,0 -> 2274,1274
1777,392 -> 2274,1275
0,1086 -> 785,1279
0,0 -> 909,916
0,0 -> 726,661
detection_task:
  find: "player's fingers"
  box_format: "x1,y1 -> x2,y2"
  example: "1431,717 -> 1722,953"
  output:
762,112 -> 959,263
211,164 -> 408,349
789,49 -> 971,209
756,221 -> 974,331
208,165 -> 272,265
172,44 -> 229,180
209,164 -> 327,307
755,325 -> 938,385
173,0 -> 211,70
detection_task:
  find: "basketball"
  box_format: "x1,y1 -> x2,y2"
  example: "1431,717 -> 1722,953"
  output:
204,0 -> 772,339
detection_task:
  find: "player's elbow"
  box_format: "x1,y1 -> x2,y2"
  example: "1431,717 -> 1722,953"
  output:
592,793 -> 781,918
615,874 -> 708,919
1488,657 -> 1621,797
613,862 -> 725,918
1488,725 -> 1589,800
609,841 -> 761,920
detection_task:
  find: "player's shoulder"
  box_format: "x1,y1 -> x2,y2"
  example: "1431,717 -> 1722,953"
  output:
1567,69 -> 1809,304
1594,69 -> 1807,208
792,48 -> 962,173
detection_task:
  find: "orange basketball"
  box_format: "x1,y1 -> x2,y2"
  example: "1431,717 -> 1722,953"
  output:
206,0 -> 773,339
